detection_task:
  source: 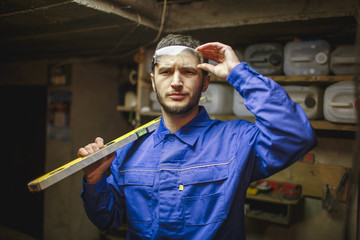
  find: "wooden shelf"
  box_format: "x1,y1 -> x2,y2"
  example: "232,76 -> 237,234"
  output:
115,109 -> 357,132
119,53 -> 357,132
116,106 -> 136,112
246,193 -> 301,205
310,120 -> 358,132
245,209 -> 290,225
140,111 -> 161,117
210,75 -> 355,83
210,115 -> 358,132
267,162 -> 350,201
245,193 -> 302,225
269,75 -> 354,83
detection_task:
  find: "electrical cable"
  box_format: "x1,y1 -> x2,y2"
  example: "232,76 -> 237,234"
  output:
51,0 -> 167,67
151,0 -> 167,44
102,0 -> 168,61
97,13 -> 142,59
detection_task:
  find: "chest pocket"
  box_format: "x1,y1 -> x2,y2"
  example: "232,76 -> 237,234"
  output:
180,163 -> 229,226
118,171 -> 155,224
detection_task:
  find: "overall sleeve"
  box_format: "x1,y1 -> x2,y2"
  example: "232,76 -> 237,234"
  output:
227,62 -> 317,181
81,153 -> 125,231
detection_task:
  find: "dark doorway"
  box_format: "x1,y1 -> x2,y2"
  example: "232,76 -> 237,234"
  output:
0,85 -> 47,239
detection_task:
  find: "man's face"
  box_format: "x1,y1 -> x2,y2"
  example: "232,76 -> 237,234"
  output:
151,49 -> 209,115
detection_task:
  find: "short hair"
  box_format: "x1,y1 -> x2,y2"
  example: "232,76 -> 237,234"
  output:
153,34 -> 208,76
155,34 -> 202,50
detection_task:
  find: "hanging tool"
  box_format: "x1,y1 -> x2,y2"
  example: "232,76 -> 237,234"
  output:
322,170 -> 350,212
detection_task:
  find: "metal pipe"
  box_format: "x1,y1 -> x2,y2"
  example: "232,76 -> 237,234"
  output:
73,0 -> 158,30
112,0 -> 158,19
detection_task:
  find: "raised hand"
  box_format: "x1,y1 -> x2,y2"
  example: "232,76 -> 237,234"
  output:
196,42 -> 240,80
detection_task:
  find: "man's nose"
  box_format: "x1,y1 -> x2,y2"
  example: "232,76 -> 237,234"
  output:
170,71 -> 183,89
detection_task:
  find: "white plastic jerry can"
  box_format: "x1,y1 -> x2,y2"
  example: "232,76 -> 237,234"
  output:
282,85 -> 324,120
149,91 -> 161,111
284,40 -> 330,76
330,45 -> 359,75
324,81 -> 358,123
244,43 -> 283,75
201,83 -> 234,114
232,89 -> 254,117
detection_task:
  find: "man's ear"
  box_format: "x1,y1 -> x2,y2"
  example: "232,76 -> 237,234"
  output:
202,74 -> 211,92
150,73 -> 156,91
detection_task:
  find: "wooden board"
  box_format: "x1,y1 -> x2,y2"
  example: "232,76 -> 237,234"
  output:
266,162 -> 350,202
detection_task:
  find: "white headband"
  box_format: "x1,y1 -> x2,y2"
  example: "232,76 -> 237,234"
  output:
152,46 -> 204,69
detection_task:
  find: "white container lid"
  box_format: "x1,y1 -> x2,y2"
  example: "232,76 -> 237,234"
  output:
282,85 -> 324,120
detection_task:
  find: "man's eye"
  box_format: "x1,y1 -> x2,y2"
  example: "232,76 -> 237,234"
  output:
184,70 -> 197,75
160,70 -> 171,75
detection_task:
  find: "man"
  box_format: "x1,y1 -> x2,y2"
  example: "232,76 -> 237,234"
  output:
79,34 -> 316,239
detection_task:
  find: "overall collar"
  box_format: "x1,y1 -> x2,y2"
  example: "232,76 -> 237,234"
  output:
152,106 -> 211,147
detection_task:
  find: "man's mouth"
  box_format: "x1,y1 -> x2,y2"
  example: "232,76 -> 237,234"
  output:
167,92 -> 188,101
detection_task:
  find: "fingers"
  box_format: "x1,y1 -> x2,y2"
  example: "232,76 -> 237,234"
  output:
197,42 -> 241,78
196,42 -> 239,64
196,42 -> 227,62
78,147 -> 88,158
197,63 -> 216,73
95,137 -> 104,148
77,137 -> 104,158
77,144 -> 98,157
196,42 -> 225,52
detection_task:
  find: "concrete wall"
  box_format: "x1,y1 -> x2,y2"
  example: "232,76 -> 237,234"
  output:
0,60 -> 132,239
43,62 -> 133,240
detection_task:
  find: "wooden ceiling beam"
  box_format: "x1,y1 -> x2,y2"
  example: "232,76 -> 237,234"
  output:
73,0 -> 159,30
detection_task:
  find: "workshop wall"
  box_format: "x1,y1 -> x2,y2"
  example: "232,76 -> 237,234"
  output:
246,136 -> 357,240
43,62 -> 133,240
0,60 -> 357,239
0,60 -> 132,239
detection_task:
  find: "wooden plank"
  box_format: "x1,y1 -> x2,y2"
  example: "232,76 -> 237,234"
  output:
266,162 -> 350,202
245,210 -> 290,225
246,193 -> 301,205
116,106 -> 136,112
135,47 -> 145,128
211,115 -> 358,132
210,75 -> 354,83
269,75 -> 354,83
310,120 -> 358,131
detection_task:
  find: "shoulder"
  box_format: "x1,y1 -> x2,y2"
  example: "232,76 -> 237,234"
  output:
205,117 -> 258,139
210,117 -> 254,128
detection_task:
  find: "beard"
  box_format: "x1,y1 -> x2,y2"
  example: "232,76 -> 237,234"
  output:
155,88 -> 202,115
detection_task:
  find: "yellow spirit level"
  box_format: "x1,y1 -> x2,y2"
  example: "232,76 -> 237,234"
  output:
27,117 -> 161,192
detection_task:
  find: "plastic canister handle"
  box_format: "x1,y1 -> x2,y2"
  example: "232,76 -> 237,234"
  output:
290,56 -> 313,62
249,56 -> 268,63
329,102 -> 353,108
332,56 -> 360,64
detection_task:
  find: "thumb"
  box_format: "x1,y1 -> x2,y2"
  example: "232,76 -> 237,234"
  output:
197,63 -> 216,74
